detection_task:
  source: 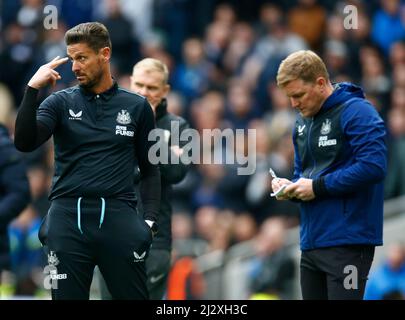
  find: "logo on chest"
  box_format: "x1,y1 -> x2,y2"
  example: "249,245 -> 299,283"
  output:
318,135 -> 337,147
115,109 -> 134,137
297,124 -> 306,136
320,118 -> 332,135
115,125 -> 134,137
116,109 -> 131,125
69,109 -> 82,120
318,119 -> 336,147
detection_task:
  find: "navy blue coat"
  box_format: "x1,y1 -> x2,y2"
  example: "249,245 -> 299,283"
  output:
292,83 -> 387,250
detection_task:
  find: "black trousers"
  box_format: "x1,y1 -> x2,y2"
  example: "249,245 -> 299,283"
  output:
145,247 -> 171,300
300,245 -> 375,300
98,247 -> 171,300
41,198 -> 152,300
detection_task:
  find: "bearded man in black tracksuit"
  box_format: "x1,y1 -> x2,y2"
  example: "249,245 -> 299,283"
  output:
14,22 -> 160,300
99,58 -> 189,299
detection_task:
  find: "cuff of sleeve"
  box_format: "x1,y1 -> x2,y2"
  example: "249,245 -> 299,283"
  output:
26,85 -> 39,98
313,176 -> 329,198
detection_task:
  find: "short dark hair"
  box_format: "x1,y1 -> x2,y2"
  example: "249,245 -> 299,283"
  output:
65,22 -> 112,53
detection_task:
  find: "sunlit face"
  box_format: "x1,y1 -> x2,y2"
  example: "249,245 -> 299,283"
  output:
130,68 -> 169,110
282,78 -> 325,118
67,42 -> 109,89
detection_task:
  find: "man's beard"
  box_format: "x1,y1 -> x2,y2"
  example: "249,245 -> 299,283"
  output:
78,69 -> 103,90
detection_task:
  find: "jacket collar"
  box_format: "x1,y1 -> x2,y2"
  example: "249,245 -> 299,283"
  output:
80,80 -> 118,101
155,99 -> 168,120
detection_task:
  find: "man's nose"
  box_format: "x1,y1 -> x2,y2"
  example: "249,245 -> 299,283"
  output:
291,98 -> 299,108
138,87 -> 149,97
72,61 -> 80,73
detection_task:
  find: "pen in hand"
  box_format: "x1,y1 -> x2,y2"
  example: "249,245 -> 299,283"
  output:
269,168 -> 278,180
269,168 -> 287,197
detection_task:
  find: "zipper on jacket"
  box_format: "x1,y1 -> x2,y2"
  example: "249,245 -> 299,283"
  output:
307,117 -> 316,249
307,118 -> 316,179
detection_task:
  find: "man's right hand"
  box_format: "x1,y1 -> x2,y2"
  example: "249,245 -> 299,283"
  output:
28,56 -> 69,89
271,177 -> 293,200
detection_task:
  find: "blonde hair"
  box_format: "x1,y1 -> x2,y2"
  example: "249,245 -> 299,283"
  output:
276,50 -> 329,88
132,58 -> 169,85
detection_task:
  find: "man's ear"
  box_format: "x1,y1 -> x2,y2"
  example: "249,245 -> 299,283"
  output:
163,84 -> 170,97
100,47 -> 111,62
316,77 -> 327,87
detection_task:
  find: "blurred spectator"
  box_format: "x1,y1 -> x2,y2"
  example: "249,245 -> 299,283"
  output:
255,3 -> 285,37
194,206 -> 220,243
346,10 -> 373,82
359,45 -> 391,100
25,164 -> 51,218
371,0 -> 405,55
8,205 -> 44,296
204,21 -> 231,67
287,0 -> 326,50
392,63 -> 405,88
119,0 -> 153,42
225,78 -> 259,129
16,0 -> 43,28
191,165 -> 225,211
172,212 -> 194,241
7,162 -> 49,296
364,243 -> 405,300
172,38 -> 214,102
59,0 -> 94,28
0,95 -> 31,295
326,13 -> 346,41
248,217 -> 296,299
385,133 -> 405,199
0,23 -> 36,102
172,211 -> 208,258
152,0 -> 193,60
190,90 -> 225,129
166,255 -> 206,300
323,39 -> 350,81
389,41 -> 405,66
209,210 -> 235,251
1,0 -> 21,28
222,22 -> 256,76
231,212 -> 258,243
241,5 -> 307,89
385,96 -> 405,198
101,0 -> 140,74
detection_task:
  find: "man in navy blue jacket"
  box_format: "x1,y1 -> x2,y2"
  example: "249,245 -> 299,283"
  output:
272,50 -> 387,300
0,123 -> 30,274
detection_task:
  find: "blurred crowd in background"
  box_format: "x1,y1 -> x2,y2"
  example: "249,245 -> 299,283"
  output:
0,0 -> 405,299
